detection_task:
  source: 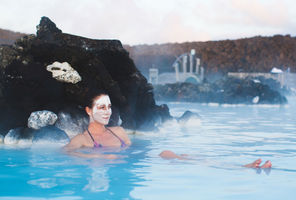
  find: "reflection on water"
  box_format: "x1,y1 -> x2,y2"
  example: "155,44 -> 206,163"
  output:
28,178 -> 58,189
83,167 -> 109,192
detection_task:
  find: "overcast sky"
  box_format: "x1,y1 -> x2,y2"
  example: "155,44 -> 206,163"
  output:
1,0 -> 296,45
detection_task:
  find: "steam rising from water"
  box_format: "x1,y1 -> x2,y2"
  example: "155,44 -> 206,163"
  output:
1,98 -> 296,199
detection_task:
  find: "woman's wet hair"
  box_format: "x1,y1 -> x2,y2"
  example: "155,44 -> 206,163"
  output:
85,89 -> 109,108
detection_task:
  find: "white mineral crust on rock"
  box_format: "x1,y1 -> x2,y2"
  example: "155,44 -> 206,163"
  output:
46,61 -> 82,84
28,110 -> 58,130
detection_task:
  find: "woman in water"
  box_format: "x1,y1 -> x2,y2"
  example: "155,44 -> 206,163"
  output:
65,91 -> 271,168
64,91 -> 131,159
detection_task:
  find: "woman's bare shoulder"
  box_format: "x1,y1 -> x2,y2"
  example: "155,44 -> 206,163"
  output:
108,126 -> 131,145
65,133 -> 88,149
109,126 -> 126,135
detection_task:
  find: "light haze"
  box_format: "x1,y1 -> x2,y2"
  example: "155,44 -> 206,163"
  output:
1,0 -> 295,45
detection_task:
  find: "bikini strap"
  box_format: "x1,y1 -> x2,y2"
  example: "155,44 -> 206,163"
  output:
86,129 -> 101,147
86,129 -> 95,142
106,127 -> 126,147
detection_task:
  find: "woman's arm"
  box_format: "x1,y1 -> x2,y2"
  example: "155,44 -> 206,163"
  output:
64,134 -> 84,150
65,151 -> 118,159
159,150 -> 189,160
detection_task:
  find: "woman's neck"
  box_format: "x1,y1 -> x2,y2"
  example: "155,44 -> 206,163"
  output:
88,122 -> 106,135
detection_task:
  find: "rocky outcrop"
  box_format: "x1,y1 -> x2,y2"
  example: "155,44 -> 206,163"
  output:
0,16 -> 171,135
54,110 -> 89,139
125,35 -> 296,76
153,76 -> 287,104
3,125 -> 69,145
32,125 -> 69,144
3,128 -> 23,145
28,110 -> 58,130
3,127 -> 34,145
177,111 -> 201,126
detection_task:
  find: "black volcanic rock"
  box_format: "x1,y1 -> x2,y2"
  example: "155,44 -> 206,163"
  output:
32,125 -> 69,144
0,16 -> 172,134
177,111 -> 201,124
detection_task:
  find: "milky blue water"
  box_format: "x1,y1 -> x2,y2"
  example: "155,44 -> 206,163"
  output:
1,97 -> 296,200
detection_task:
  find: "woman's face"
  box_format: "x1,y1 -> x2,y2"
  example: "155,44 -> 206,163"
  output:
89,95 -> 112,125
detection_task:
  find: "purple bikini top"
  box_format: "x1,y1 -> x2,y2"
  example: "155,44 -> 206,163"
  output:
86,128 -> 127,148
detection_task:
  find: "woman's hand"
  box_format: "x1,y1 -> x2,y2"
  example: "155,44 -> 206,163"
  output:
159,150 -> 189,160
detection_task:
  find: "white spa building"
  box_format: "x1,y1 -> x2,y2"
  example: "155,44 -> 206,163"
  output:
148,49 -> 204,85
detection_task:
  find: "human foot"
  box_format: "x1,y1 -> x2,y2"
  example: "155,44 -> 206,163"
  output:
243,158 -> 262,168
260,160 -> 272,168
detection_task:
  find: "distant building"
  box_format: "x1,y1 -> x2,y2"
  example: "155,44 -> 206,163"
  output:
149,49 -> 204,85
